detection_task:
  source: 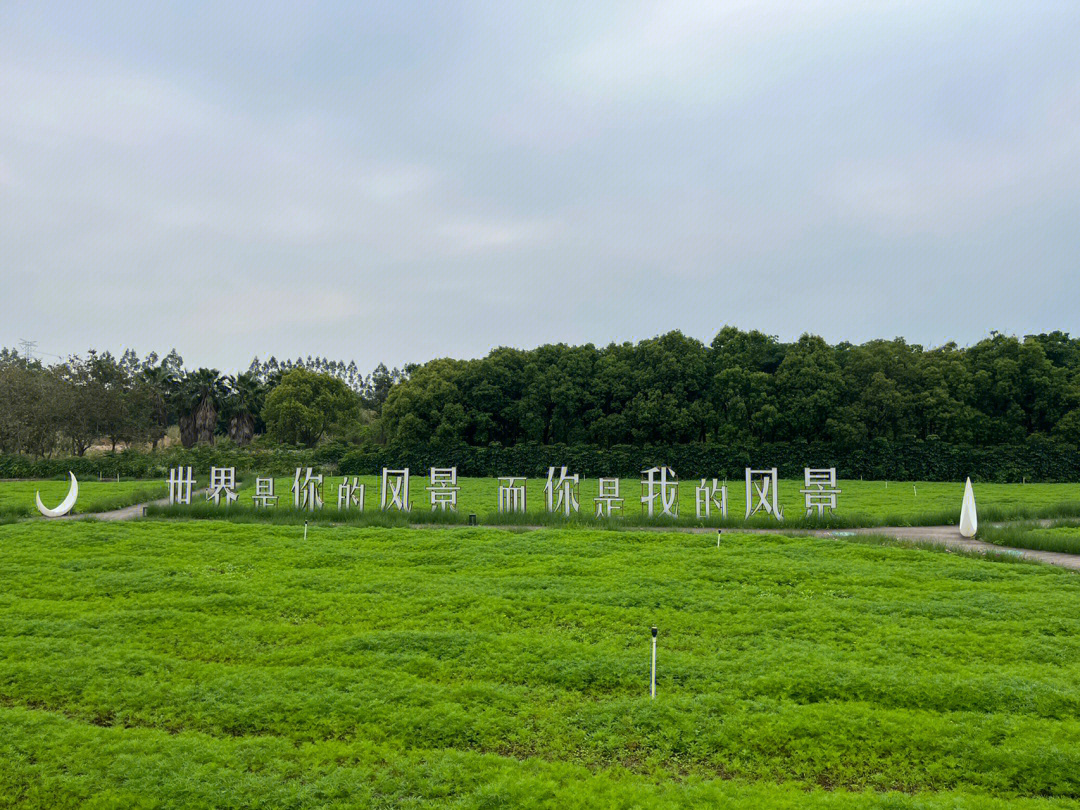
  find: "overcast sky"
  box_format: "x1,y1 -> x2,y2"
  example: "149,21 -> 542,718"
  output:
2,1 -> 1078,372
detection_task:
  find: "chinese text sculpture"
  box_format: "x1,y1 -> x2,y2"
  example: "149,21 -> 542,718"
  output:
594,477 -> 623,517
641,466 -> 678,518
207,466 -> 237,505
745,467 -> 782,521
498,477 -> 527,513
252,477 -> 279,508
695,478 -> 727,519
338,476 -> 365,511
428,467 -> 459,511
801,468 -> 841,516
545,466 -> 579,515
293,467 -> 324,511
381,468 -> 411,512
168,466 -> 194,505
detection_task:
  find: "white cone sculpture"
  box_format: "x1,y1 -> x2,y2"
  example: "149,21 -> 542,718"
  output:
959,477 -> 978,538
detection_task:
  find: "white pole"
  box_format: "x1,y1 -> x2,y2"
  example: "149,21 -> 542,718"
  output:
304,521 -> 308,542
650,627 -> 658,699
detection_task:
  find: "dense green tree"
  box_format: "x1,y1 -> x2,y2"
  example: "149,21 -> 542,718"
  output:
262,369 -> 359,447
2,330 -> 1079,461
377,329 -> 1080,453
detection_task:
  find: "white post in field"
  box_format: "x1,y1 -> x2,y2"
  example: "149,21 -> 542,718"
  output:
650,626 -> 658,699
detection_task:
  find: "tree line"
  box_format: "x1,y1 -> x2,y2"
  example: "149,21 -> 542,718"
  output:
0,348 -> 404,457
2,328 -> 1078,460
380,328 -> 1080,451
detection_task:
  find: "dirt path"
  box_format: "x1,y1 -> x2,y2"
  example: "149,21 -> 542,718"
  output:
57,494 -> 192,522
757,524 -> 1080,571
544,521 -> 1080,570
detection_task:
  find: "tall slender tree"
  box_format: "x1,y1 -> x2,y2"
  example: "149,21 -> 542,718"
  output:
139,363 -> 177,450
224,372 -> 265,446
187,368 -> 227,445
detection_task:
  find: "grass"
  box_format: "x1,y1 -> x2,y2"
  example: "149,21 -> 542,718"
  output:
3,519 -> 1080,807
0,478 -> 167,519
4,475 -> 1077,528
981,520 -> 1080,555
143,475 -> 1080,529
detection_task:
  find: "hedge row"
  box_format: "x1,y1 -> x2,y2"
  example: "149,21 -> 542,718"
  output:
0,446 -> 336,480
3,437 -> 1078,483
339,437 -> 1080,481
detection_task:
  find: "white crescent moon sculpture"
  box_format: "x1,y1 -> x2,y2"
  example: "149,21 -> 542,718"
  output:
35,472 -> 79,518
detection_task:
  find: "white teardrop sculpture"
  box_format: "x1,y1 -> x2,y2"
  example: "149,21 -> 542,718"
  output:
35,472 -> 79,518
959,477 -> 977,538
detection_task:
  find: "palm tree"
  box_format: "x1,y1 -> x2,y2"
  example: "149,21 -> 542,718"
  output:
224,372 -> 265,446
139,363 -> 177,450
188,368 -> 227,445
170,375 -> 200,448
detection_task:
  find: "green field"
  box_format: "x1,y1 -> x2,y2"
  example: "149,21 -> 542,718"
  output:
208,475 -> 1080,528
3,519 -> 1080,807
0,479 -> 167,519
4,475 -> 1075,528
982,520 -> 1080,555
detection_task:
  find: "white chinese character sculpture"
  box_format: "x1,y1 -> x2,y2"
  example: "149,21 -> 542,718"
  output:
544,466 -> 579,515
695,478 -> 727,519
251,477 -> 279,508
292,467 -> 324,511
428,467 -> 459,511
338,477 -> 365,511
641,466 -> 678,518
168,466 -> 194,505
381,468 -> 411,512
745,467 -> 783,521
594,477 -> 623,517
497,477 -> 527,513
801,468 -> 841,517
207,466 -> 238,505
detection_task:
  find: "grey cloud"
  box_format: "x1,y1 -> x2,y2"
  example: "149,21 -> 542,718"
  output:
1,1 -> 1078,372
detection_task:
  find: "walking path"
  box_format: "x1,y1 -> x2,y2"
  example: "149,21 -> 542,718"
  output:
45,498 -> 1080,572
755,524 -> 1080,571
560,521 -> 1080,570
58,495 -> 182,522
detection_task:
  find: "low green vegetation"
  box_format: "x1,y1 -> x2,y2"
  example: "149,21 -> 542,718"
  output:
152,476 -> 1080,529
3,474 -> 1076,532
0,479 -> 166,519
3,520 -> 1080,807
982,520 -> 1080,555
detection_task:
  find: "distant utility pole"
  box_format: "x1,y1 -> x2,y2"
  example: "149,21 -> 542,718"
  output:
18,339 -> 37,362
